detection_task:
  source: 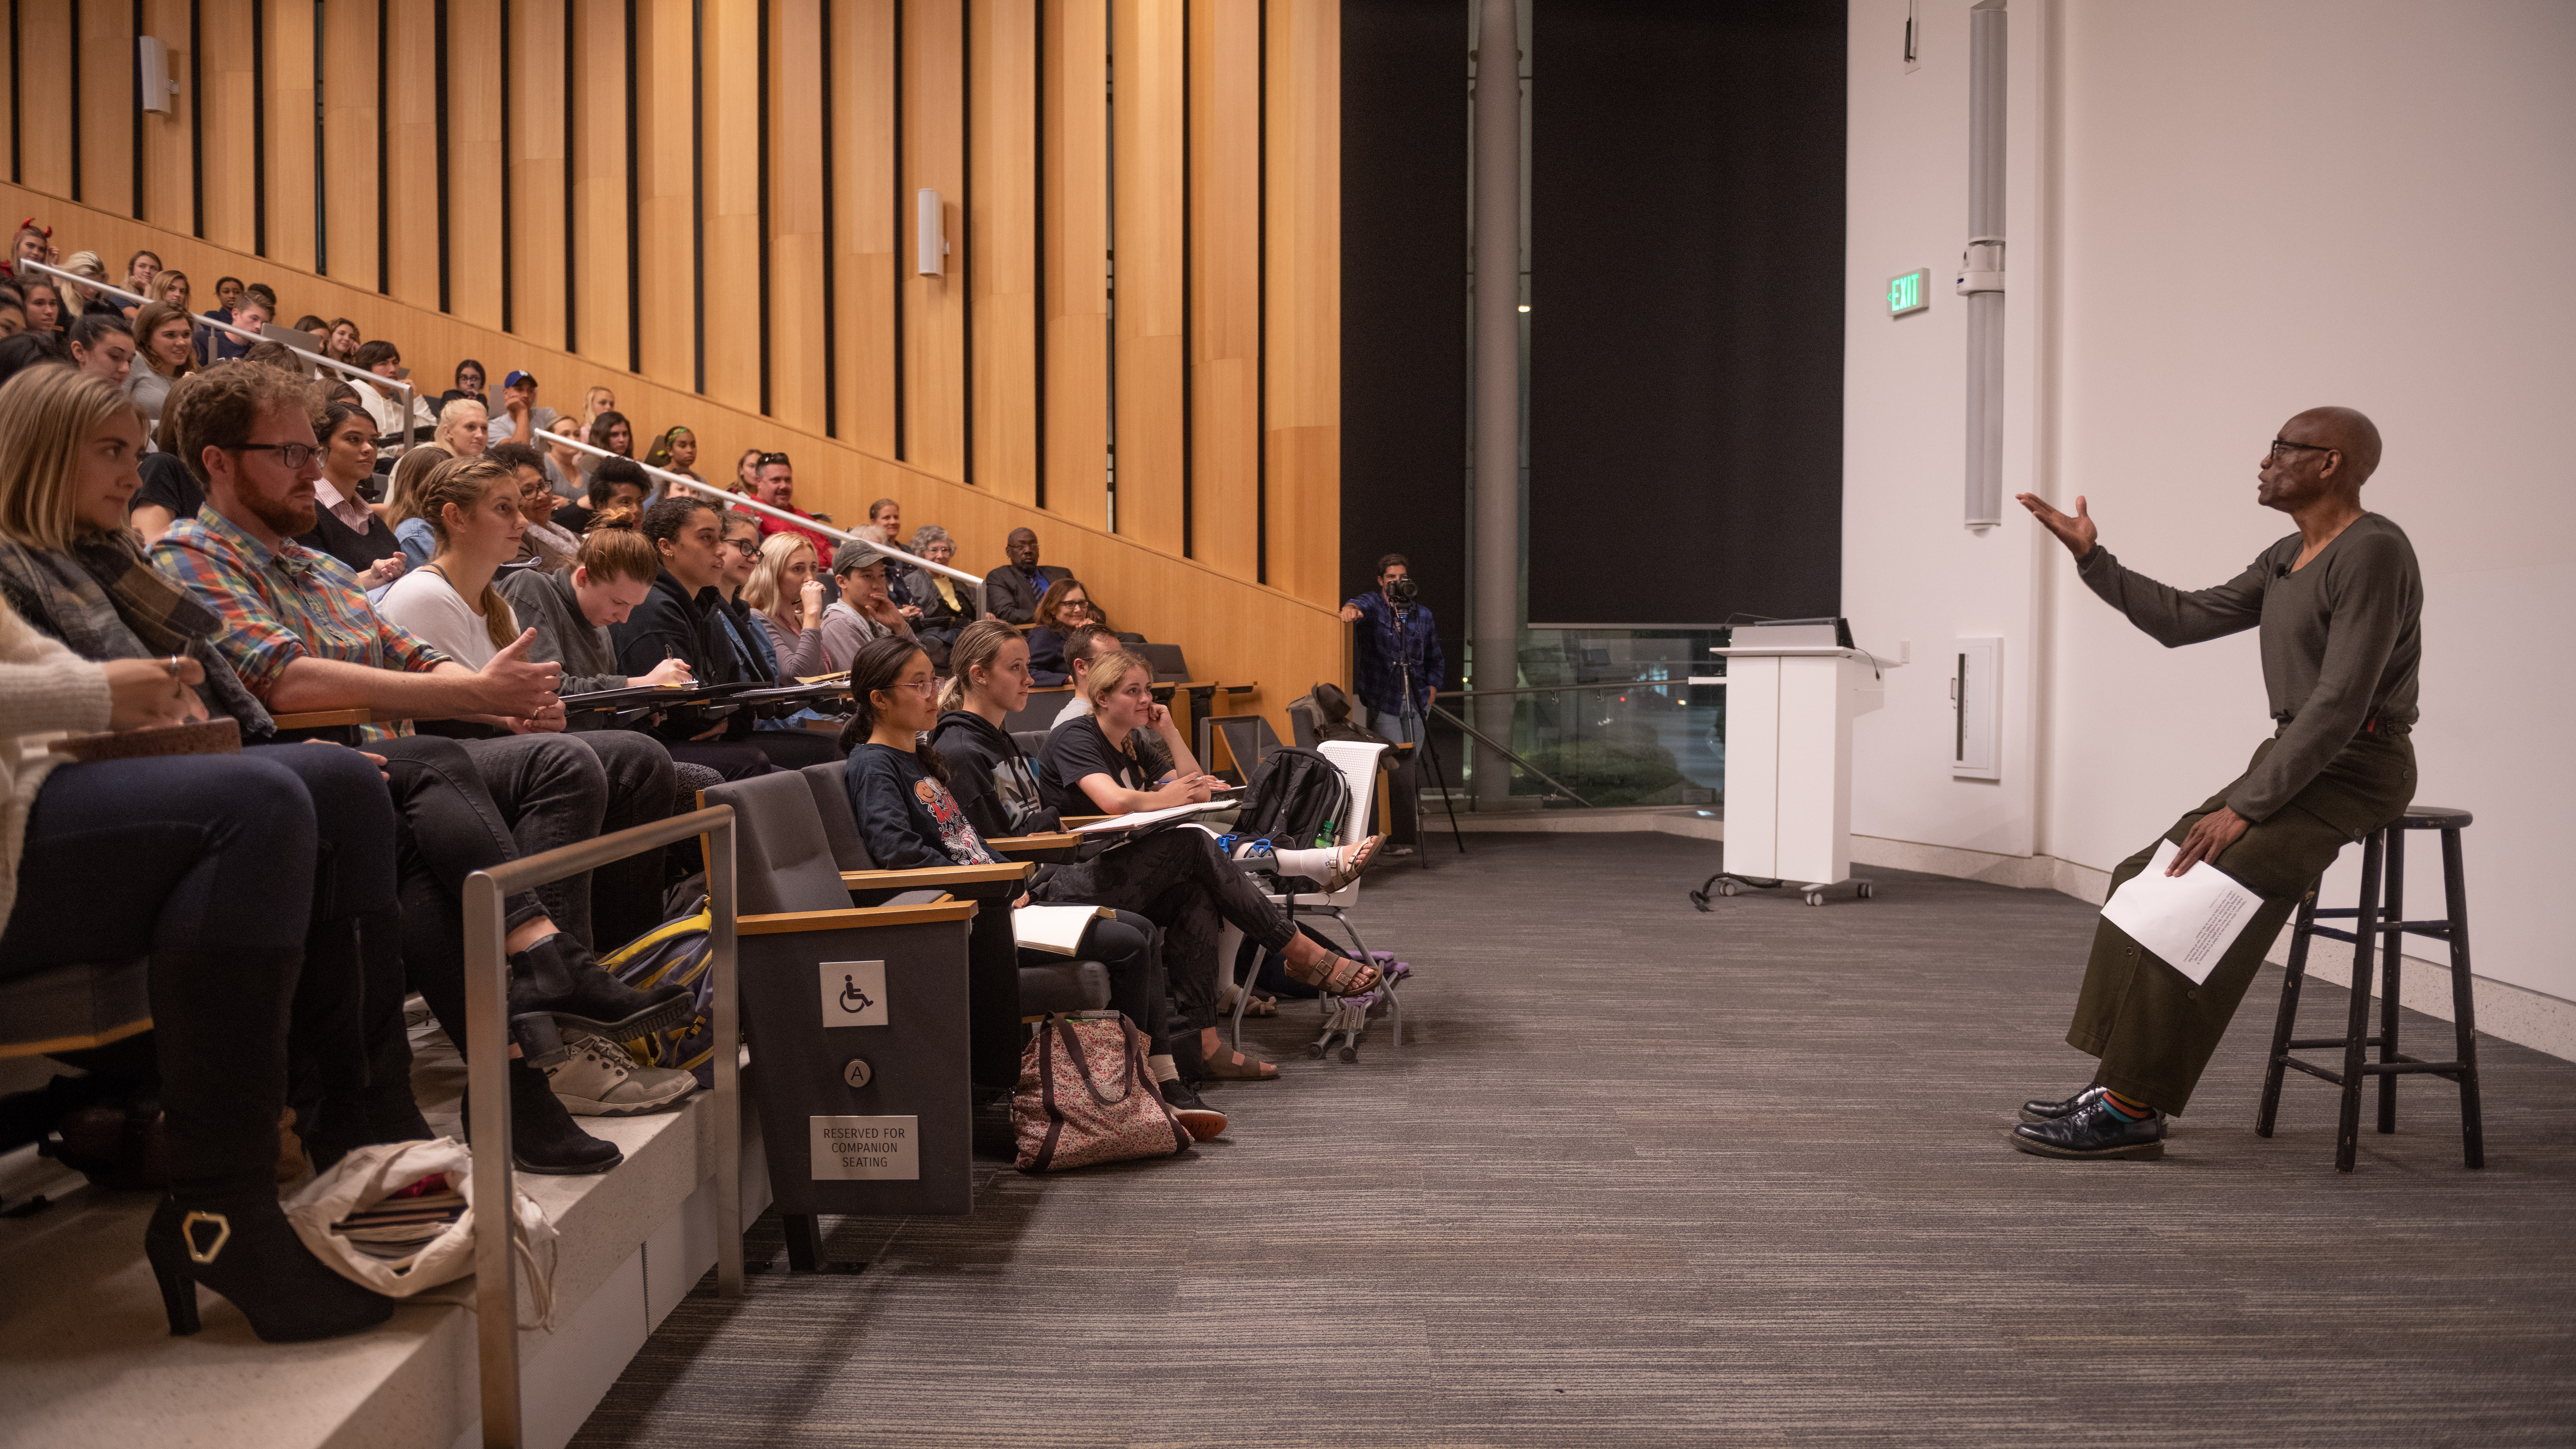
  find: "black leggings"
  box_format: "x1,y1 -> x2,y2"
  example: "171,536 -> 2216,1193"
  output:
1032,828 -> 1297,1033
0,745 -> 402,1186
1018,909 -> 1171,1055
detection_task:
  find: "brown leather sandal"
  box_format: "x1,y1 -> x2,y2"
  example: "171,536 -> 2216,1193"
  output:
1284,953 -> 1379,996
1324,835 -> 1386,892
1198,1045 -> 1279,1080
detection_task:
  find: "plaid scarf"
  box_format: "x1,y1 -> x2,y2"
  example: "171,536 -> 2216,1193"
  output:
0,531 -> 275,736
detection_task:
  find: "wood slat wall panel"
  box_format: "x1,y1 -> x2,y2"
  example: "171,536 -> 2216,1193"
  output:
570,0 -> 626,366
1110,0 -> 1182,553
967,0 -> 1036,504
506,0 -> 565,343
1,179 -> 1348,739
444,0 -> 503,325
81,2 -> 137,217
0,1 -> 13,184
700,0 -> 759,414
1041,0 -> 1107,529
1188,0 -> 1258,579
1262,0 -> 1335,604
634,0 -> 693,383
902,0 -> 966,478
382,0 -> 440,306
261,0 -> 313,267
318,0 -> 378,290
201,1 -> 263,256
16,2 -> 70,200
832,0 -> 899,456
139,0 -> 197,233
769,0 -> 827,435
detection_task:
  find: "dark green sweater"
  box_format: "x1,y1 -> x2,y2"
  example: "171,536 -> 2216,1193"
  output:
2076,512 -> 2421,822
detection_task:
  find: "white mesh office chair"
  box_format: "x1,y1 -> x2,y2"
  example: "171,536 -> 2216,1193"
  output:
1220,739 -> 1399,1058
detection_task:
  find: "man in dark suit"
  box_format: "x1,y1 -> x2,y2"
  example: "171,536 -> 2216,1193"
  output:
981,526 -> 1073,624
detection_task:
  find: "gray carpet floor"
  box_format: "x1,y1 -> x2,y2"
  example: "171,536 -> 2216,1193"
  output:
572,832 -> 2576,1447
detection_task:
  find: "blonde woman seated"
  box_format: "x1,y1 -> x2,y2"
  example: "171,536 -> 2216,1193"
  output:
741,532 -> 830,681
1026,646 -> 1381,1081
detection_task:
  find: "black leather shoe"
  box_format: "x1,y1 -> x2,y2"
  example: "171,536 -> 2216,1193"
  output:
507,933 -> 694,1045
2019,1084 -> 2107,1126
1158,1077 -> 1227,1142
2008,1098 -> 2167,1160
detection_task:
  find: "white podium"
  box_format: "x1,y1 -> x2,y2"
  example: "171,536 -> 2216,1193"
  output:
1704,635 -> 1884,905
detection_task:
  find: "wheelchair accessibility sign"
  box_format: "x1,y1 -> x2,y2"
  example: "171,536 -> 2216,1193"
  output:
819,960 -> 889,1027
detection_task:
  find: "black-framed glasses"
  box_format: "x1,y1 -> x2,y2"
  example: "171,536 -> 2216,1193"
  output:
2268,438 -> 2337,461
230,442 -> 322,470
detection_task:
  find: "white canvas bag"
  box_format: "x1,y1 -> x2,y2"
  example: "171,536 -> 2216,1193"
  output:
281,1136 -> 561,1329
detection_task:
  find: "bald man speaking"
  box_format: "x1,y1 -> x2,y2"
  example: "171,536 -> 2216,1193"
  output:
2008,406 -> 2422,1161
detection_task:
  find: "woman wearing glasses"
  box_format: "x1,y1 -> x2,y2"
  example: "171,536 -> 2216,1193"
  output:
1025,578 -> 1108,686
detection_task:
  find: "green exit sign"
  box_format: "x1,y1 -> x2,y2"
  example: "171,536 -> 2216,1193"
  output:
1888,268 -> 1930,317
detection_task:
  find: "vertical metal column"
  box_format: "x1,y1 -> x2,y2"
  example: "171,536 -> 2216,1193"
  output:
1960,0 -> 2006,529
1469,0 -> 1521,803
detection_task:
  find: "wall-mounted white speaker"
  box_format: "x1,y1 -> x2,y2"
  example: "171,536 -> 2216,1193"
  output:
138,37 -> 178,115
915,188 -> 948,277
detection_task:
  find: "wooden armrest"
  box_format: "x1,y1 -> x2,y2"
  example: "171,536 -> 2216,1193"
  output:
794,672 -> 852,685
1060,815 -> 1113,828
1216,681 -> 1257,696
988,832 -> 1081,852
739,898 -> 977,934
840,862 -> 1032,890
270,707 -> 371,730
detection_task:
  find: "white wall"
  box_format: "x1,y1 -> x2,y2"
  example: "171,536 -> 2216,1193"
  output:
1843,0 -> 2576,1002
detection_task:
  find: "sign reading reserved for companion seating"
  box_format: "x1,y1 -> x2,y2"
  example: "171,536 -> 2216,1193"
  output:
810,1115 -> 921,1180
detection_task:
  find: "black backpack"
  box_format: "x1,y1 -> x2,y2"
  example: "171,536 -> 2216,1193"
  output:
1231,747 -> 1352,855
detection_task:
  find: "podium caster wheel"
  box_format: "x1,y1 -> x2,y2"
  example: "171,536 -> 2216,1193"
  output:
1307,1043 -> 1327,1059
1718,882 -> 1739,897
1803,891 -> 1823,907
1857,882 -> 1874,899
1340,1046 -> 1358,1063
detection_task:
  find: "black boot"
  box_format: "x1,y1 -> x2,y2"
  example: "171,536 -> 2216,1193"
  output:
462,1057 -> 623,1176
146,1187 -> 393,1340
302,909 -> 435,1173
147,946 -> 394,1341
506,932 -> 693,1046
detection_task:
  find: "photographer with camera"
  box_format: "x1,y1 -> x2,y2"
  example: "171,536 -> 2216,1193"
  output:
1338,553 -> 1445,849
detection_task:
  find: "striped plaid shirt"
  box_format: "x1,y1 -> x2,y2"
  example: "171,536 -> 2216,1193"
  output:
152,503 -> 448,736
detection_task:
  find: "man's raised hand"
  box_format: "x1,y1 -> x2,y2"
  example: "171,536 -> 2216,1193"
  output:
478,629 -> 563,718
2015,492 -> 2098,560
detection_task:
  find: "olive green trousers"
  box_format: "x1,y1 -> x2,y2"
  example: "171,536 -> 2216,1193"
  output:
2067,730 -> 2415,1115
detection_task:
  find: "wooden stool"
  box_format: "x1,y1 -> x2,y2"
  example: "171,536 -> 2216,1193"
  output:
2256,804 -> 2484,1172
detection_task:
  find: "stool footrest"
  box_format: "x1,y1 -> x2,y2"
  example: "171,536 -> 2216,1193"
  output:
2275,1053 -> 2468,1086
2306,911 -> 2458,938
2289,1036 -> 2385,1050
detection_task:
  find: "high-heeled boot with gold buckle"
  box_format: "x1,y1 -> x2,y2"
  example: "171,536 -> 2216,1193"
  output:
144,1188 -> 395,1341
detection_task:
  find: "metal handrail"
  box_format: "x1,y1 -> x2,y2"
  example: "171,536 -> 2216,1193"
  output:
17,258 -> 422,456
538,428 -> 990,621
1424,701 -> 1595,809
1432,676 -> 1717,701
461,804 -> 741,1449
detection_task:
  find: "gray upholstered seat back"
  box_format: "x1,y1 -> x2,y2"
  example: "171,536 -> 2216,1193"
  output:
800,762 -> 875,870
704,772 -> 852,915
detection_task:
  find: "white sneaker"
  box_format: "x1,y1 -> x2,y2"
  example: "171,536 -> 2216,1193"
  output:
543,1030 -> 697,1116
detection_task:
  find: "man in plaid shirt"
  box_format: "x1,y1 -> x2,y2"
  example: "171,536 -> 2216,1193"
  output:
153,364 -> 683,960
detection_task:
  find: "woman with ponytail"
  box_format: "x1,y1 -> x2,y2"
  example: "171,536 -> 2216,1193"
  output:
373,455 -> 537,680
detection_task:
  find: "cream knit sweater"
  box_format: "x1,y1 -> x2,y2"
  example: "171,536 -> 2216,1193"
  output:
0,597 -> 112,927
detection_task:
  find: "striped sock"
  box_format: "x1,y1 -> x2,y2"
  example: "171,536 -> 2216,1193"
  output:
2101,1090 -> 2155,1120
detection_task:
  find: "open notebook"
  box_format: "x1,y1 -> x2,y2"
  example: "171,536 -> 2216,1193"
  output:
1068,800 -> 1235,835
1012,904 -> 1111,956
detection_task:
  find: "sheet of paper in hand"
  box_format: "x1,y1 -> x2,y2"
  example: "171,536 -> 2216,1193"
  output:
2099,838 -> 2264,986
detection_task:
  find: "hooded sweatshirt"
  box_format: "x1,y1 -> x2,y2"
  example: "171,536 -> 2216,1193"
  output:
608,568 -> 753,740
927,708 -> 1061,841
